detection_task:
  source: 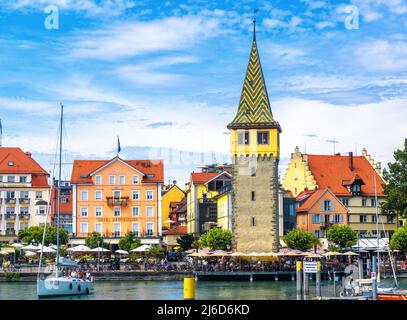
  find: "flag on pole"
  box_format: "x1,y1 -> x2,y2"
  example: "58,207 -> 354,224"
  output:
117,135 -> 121,155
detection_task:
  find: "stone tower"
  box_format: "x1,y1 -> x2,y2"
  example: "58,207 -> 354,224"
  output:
227,19 -> 282,253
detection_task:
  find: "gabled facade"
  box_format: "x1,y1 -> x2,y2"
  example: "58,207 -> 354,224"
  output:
161,184 -> 185,230
0,147 -> 50,241
70,156 -> 164,243
282,147 -> 397,238
186,170 -> 232,235
296,188 -> 348,238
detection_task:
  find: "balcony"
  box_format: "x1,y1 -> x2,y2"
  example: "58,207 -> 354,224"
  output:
5,214 -> 16,220
5,198 -> 16,204
19,214 -> 30,220
6,229 -> 16,235
19,198 -> 30,204
106,196 -> 129,206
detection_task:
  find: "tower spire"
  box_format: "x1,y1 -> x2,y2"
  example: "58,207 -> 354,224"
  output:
227,10 -> 280,132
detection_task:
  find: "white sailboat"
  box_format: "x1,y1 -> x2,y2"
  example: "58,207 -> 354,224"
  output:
37,104 -> 94,298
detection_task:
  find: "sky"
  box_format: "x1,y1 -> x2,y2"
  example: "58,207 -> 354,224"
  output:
0,0 -> 406,184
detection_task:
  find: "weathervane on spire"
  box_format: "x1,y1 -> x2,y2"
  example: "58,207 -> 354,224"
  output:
253,8 -> 258,40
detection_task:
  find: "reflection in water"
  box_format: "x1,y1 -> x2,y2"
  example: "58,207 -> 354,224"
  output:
1,278 -> 405,300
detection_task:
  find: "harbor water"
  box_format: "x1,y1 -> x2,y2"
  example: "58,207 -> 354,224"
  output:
1,278 -> 405,300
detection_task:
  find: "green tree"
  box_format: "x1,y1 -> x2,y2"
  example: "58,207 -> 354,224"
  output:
85,232 -> 107,249
199,228 -> 232,250
390,225 -> 407,254
149,245 -> 165,259
18,226 -> 68,246
327,224 -> 357,249
382,138 -> 407,219
284,229 -> 319,251
176,234 -> 195,251
118,232 -> 141,251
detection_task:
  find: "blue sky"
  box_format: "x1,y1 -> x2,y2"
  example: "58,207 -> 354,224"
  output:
0,0 -> 406,183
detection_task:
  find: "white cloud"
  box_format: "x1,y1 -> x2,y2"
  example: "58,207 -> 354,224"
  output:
67,14 -> 225,60
354,40 -> 407,72
114,55 -> 199,85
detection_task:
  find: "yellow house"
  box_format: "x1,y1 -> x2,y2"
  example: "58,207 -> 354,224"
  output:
186,171 -> 231,236
161,184 -> 185,230
213,189 -> 232,230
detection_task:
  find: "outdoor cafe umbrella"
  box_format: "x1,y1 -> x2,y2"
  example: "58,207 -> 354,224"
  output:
115,250 -> 129,255
90,247 -> 110,253
25,251 -> 37,257
305,252 -> 322,259
229,252 -> 245,257
188,252 -> 210,257
342,251 -> 359,256
210,250 -> 230,257
0,250 -> 9,255
22,244 -> 39,251
323,251 -> 344,257
131,244 -> 151,253
11,243 -> 24,248
67,245 -> 92,253
37,246 -> 56,253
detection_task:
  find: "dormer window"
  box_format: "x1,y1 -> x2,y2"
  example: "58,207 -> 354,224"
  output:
351,184 -> 361,195
8,161 -> 14,166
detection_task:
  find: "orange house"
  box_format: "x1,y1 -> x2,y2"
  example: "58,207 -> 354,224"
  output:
70,156 -> 163,243
296,188 -> 348,238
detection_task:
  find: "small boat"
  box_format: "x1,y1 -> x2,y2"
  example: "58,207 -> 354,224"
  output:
37,104 -> 95,298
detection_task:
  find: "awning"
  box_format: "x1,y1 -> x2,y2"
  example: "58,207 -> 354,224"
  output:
352,238 -> 389,252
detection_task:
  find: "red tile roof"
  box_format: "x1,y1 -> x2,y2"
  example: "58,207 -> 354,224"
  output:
163,226 -> 187,236
70,157 -> 164,184
191,172 -> 221,184
296,188 -> 328,212
0,147 -> 49,187
307,154 -> 385,196
0,148 -> 47,174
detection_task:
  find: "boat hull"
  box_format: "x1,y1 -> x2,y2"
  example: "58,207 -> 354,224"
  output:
37,277 -> 94,298
378,293 -> 407,301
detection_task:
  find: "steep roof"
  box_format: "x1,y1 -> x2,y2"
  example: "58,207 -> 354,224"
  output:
227,22 -> 281,131
0,147 -> 49,187
307,154 -> 385,196
190,172 -> 219,184
70,157 -> 164,184
296,188 -> 346,212
0,147 -> 48,174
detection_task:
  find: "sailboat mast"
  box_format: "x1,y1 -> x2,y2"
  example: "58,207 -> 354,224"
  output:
374,170 -> 380,276
56,103 -> 63,276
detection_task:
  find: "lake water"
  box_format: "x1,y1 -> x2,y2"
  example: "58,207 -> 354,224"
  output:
1,278 -> 405,300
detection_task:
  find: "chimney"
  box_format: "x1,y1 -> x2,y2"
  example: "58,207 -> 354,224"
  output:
349,152 -> 354,171
25,152 -> 32,158
376,162 -> 381,173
